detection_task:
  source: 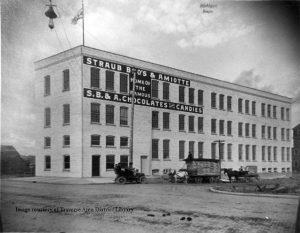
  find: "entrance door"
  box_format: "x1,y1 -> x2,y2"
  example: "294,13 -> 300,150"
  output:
92,155 -> 100,176
140,156 -> 148,174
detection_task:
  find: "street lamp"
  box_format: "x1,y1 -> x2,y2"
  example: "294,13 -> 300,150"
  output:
213,140 -> 225,178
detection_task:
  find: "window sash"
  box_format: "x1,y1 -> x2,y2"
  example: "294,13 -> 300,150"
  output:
211,93 -> 216,108
163,112 -> 170,129
64,155 -> 70,169
45,108 -> 51,127
63,70 -> 70,91
227,144 -> 232,160
106,155 -> 115,169
44,137 -> 51,147
152,139 -> 159,159
227,96 -> 232,111
163,140 -> 170,159
219,120 -> 224,135
179,141 -> 185,160
45,156 -> 51,169
120,155 -> 128,168
179,86 -> 185,102
151,80 -> 158,98
91,103 -> 100,123
120,137 -> 128,147
120,73 -> 128,93
189,141 -> 194,156
44,76 -> 50,95
105,70 -> 114,91
106,105 -> 115,124
120,107 -> 128,126
63,104 -> 70,124
227,121 -> 232,135
179,115 -> 185,131
211,119 -> 216,134
163,83 -> 169,100
106,136 -> 115,146
189,88 -> 194,104
152,111 -> 159,128
219,95 -> 224,110
91,135 -> 100,146
198,142 -> 203,158
63,135 -> 70,146
252,145 -> 256,161
189,116 -> 194,132
91,67 -> 100,88
198,117 -> 203,133
198,90 -> 203,106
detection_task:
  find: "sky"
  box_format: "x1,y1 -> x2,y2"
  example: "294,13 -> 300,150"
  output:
1,0 -> 300,155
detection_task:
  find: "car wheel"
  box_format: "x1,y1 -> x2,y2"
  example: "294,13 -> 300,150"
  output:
117,176 -> 126,184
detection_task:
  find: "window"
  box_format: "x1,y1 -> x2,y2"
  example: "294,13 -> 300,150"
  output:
44,75 -> 50,96
179,114 -> 185,131
179,141 -> 185,160
64,155 -> 70,170
219,120 -> 224,135
105,70 -> 114,91
273,147 -> 277,161
163,140 -> 170,159
198,142 -> 203,158
281,147 -> 285,161
152,139 -> 159,159
287,148 -> 290,161
261,103 -> 265,117
179,86 -> 185,102
91,135 -> 100,146
227,96 -> 232,111
198,90 -> 203,106
245,145 -> 250,161
282,168 -> 286,173
227,121 -> 232,136
262,168 -> 266,173
90,67 -> 100,89
238,98 -> 243,113
211,119 -> 216,134
227,144 -> 232,160
120,137 -> 128,147
273,127 -> 277,140
211,93 -> 216,108
163,112 -> 170,130
63,135 -> 70,147
252,101 -> 256,115
120,107 -> 128,126
274,168 -> 277,173
220,143 -> 224,160
120,73 -> 128,93
267,104 -> 271,118
268,146 -> 271,161
189,141 -> 195,156
239,144 -> 243,161
189,88 -> 194,104
63,104 -> 70,125
268,168 -> 272,173
245,123 -> 250,137
44,137 -> 51,148
163,82 -> 169,100
273,106 -> 277,118
245,100 -> 249,114
151,80 -> 158,98
63,69 -> 70,91
287,167 -> 290,173
252,145 -> 256,161
219,94 -> 224,110
267,126 -> 271,139
45,155 -> 51,170
106,155 -> 115,170
152,111 -> 159,129
120,155 -> 128,168
262,126 -> 265,139
211,143 -> 216,159
281,128 -> 285,141
281,107 -> 284,120
91,103 -> 100,123
238,122 -> 243,137
198,117 -> 203,133
106,136 -> 115,147
252,124 -> 256,138
286,108 -> 290,121
106,105 -> 114,124
189,116 -> 194,132
286,129 -> 290,141
44,107 -> 51,127
262,146 -> 266,161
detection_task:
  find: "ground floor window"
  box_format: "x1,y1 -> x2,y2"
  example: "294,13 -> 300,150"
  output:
64,155 -> 70,170
45,155 -> 51,170
152,139 -> 159,159
119,155 -> 128,168
106,155 -> 115,170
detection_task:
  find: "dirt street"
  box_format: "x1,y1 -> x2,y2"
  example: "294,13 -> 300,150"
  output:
1,180 -> 298,233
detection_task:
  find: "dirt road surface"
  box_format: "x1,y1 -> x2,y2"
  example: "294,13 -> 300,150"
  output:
1,180 -> 298,233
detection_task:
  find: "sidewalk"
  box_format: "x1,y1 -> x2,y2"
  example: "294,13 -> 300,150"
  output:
2,176 -> 116,185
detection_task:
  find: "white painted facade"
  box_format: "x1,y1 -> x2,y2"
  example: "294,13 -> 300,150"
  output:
35,46 -> 293,177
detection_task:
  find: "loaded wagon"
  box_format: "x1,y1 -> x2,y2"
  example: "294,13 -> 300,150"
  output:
184,158 -> 221,183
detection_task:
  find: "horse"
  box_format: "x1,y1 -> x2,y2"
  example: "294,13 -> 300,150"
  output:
168,169 -> 188,183
223,168 -> 248,183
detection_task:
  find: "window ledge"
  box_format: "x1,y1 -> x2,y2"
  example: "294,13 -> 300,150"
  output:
179,130 -> 186,133
63,169 -> 70,172
44,146 -> 51,149
211,133 -> 217,135
91,122 -> 101,125
198,131 -> 204,134
219,108 -> 225,111
189,131 -> 195,133
63,145 -> 70,148
44,126 -> 51,128
62,89 -> 70,92
63,123 -> 70,126
227,109 -> 233,112
220,134 -> 225,136
91,145 -> 101,148
211,107 -> 217,109
152,159 -> 160,161
163,129 -> 171,131
163,159 -> 171,161
106,146 -> 116,148
44,94 -> 50,97
90,87 -> 101,90
152,128 -> 161,130
120,125 -> 129,127
44,169 -> 51,171
120,146 -> 129,149
227,134 -> 233,137
106,124 -> 116,126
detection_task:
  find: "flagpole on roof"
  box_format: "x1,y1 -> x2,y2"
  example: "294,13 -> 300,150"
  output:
82,0 -> 85,46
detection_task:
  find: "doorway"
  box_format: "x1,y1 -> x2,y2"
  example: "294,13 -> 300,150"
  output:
92,155 -> 100,177
140,155 -> 148,174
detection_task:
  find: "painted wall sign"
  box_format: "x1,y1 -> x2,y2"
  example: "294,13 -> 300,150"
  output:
83,56 -> 190,87
84,88 -> 203,114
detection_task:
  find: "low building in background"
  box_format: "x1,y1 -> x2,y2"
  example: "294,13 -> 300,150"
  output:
34,46 -> 293,178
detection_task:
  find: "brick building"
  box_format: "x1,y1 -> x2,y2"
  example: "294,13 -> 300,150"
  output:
34,46 -> 293,177
293,124 -> 300,172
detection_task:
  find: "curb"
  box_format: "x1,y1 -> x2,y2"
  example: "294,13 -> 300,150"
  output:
209,187 -> 300,199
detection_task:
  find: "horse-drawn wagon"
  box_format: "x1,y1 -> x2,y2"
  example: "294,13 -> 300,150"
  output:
184,158 -> 221,183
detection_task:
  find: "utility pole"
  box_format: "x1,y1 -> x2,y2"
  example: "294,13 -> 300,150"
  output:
129,68 -> 136,167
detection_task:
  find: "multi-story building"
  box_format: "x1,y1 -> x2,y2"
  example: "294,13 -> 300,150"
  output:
34,46 -> 293,177
293,124 -> 300,172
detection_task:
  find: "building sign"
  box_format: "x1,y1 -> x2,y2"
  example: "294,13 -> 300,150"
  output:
84,88 -> 203,114
83,56 -> 190,87
129,72 -> 151,99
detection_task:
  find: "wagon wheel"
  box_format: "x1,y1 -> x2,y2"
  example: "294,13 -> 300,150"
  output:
137,176 -> 145,184
116,176 -> 126,184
